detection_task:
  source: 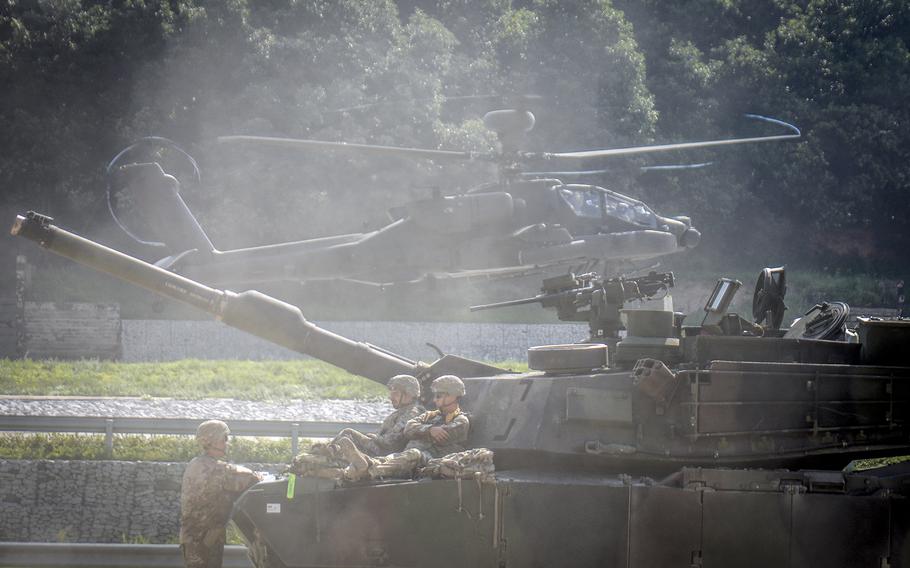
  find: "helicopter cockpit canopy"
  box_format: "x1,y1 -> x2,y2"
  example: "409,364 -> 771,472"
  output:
556,184 -> 659,229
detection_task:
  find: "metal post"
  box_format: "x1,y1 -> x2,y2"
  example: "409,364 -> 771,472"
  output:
898,280 -> 905,317
104,419 -> 114,459
291,423 -> 300,459
15,255 -> 27,359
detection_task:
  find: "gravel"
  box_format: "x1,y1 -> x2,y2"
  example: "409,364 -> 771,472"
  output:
0,397 -> 392,423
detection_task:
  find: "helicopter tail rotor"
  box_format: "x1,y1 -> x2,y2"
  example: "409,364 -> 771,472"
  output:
106,138 -> 216,264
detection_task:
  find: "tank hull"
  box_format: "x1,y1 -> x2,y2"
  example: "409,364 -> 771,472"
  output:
233,465 -> 910,568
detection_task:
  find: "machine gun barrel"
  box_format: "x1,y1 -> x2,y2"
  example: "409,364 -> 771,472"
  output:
469,286 -> 590,312
10,212 -> 419,384
470,294 -> 548,312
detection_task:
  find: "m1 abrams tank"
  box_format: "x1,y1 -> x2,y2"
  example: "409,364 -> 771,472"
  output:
12,211 -> 910,567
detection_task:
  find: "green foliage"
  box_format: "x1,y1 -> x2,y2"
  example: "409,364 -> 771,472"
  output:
619,0 -> 910,271
0,432 -> 299,462
0,359 -> 388,400
0,433 -> 106,460
666,260 -> 898,318
2,0 -> 909,279
849,455 -> 910,471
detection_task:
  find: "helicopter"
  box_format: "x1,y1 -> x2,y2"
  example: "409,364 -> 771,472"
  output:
105,108 -> 800,289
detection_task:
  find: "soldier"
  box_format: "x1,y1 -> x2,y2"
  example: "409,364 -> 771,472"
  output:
330,374 -> 424,456
180,420 -> 261,568
339,375 -> 470,481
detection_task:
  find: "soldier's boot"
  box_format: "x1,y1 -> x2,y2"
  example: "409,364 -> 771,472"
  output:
324,443 -> 342,460
337,437 -> 370,481
369,463 -> 412,479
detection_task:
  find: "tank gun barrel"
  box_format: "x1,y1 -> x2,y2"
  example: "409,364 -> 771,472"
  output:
10,212 -> 420,384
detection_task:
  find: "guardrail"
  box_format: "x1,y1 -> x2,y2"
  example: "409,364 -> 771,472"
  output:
0,415 -> 378,459
0,542 -> 253,568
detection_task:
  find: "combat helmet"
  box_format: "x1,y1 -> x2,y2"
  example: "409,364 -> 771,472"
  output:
388,374 -> 421,397
431,375 -> 466,397
196,419 -> 230,449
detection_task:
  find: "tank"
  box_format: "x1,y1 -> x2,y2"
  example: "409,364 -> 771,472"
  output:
12,211 -> 910,568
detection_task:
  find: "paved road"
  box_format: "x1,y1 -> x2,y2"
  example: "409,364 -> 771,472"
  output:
0,396 -> 392,423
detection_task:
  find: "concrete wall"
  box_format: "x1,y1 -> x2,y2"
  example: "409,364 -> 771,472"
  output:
0,301 -> 121,360
0,298 -> 588,363
0,460 -> 277,543
0,300 -> 15,358
23,302 -> 121,360
122,319 -> 589,363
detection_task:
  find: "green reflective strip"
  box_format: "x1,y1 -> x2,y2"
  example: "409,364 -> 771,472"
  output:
286,473 -> 296,499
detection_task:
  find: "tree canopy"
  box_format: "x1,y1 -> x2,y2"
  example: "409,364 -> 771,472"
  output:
2,0 -> 908,279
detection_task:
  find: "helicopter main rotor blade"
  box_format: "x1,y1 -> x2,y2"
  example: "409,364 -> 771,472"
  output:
217,135 -> 490,163
519,162 -> 715,178
535,114 -> 801,160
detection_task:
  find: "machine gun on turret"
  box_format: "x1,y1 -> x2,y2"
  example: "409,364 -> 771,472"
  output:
471,270 -> 675,341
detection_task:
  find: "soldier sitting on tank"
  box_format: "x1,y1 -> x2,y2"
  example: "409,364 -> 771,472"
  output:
291,375 -> 425,478
322,374 -> 425,456
180,420 -> 262,568
337,375 -> 471,481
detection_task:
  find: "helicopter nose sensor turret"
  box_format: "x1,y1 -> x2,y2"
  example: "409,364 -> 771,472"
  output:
680,227 -> 702,248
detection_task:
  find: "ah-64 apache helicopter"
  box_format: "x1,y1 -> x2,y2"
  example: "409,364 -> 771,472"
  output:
106,108 -> 800,289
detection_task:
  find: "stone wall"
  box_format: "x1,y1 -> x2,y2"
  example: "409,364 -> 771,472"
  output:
121,319 -> 588,363
0,300 -> 15,358
22,302 -> 121,359
0,460 -> 277,543
0,300 -> 121,359
0,302 -> 589,362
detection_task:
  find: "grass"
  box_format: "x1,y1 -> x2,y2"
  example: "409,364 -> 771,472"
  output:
0,358 -> 527,400
0,359 -> 388,400
0,432 -> 303,462
848,455 -> 910,471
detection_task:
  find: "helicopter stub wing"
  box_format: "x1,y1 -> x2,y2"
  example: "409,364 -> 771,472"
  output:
518,230 -> 681,266
326,229 -> 686,288
334,263 -> 567,288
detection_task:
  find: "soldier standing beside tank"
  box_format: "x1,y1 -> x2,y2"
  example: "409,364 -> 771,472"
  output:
329,374 -> 425,456
339,375 -> 470,480
180,420 -> 261,568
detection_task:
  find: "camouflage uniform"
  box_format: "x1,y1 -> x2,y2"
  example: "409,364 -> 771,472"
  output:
180,421 -> 260,568
332,400 -> 424,456
340,376 -> 471,480
403,407 -> 471,460
346,407 -> 471,480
